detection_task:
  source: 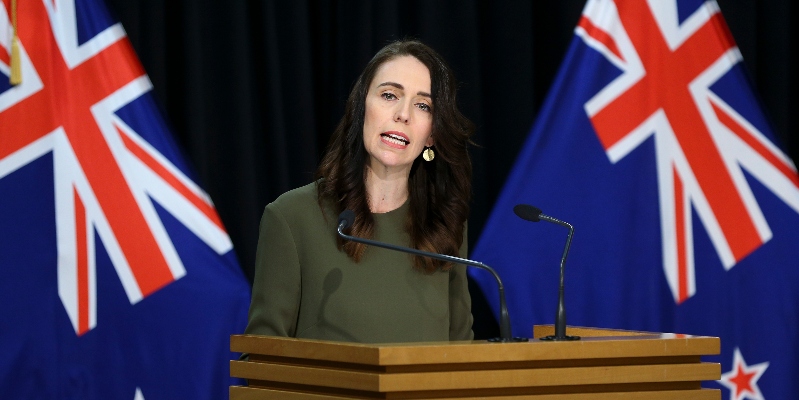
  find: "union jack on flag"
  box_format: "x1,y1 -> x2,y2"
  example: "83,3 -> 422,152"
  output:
472,0 -> 799,398
0,0 -> 249,398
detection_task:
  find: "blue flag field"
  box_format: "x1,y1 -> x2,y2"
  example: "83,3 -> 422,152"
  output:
0,0 -> 250,398
472,1 -> 799,399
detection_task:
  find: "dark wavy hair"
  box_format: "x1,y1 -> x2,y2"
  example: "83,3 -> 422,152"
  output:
316,40 -> 474,273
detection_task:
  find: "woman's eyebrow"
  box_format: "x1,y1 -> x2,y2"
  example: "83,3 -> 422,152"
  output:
377,82 -> 431,98
377,81 -> 403,90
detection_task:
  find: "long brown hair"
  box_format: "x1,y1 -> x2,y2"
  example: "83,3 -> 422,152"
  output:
316,40 -> 474,273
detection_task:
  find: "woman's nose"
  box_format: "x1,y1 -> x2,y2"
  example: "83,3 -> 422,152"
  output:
394,102 -> 411,123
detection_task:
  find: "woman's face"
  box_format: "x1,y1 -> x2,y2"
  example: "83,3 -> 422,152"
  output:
362,55 -> 434,175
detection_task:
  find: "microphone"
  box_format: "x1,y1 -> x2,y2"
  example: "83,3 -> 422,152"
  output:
336,210 -> 527,343
514,204 -> 580,341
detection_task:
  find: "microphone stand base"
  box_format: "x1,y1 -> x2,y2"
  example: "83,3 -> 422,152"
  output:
488,337 -> 529,343
539,335 -> 581,341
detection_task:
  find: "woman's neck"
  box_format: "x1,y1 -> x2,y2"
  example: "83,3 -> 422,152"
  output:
365,164 -> 410,213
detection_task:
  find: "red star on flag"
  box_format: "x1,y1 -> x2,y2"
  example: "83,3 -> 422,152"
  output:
718,347 -> 769,400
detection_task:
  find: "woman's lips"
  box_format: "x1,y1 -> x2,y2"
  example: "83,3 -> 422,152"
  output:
380,131 -> 410,149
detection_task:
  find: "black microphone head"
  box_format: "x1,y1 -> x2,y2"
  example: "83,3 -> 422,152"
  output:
337,210 -> 355,230
514,204 -> 542,222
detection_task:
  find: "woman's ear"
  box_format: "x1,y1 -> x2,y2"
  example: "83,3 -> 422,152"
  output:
426,136 -> 435,147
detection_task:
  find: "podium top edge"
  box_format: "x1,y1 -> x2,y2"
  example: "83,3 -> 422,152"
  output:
230,327 -> 720,366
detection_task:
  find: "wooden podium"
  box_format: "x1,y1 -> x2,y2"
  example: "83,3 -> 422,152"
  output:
230,326 -> 720,399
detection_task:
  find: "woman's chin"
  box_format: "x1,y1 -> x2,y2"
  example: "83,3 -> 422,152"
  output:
368,158 -> 415,174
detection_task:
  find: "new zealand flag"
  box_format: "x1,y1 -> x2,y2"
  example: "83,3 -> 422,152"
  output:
0,0 -> 249,398
472,1 -> 799,398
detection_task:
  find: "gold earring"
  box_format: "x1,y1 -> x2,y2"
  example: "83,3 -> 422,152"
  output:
422,147 -> 435,162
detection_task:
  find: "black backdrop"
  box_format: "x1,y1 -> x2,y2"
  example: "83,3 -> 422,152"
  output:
103,0 -> 798,338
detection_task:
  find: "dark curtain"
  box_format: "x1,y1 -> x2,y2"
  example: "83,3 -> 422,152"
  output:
104,0 -> 799,339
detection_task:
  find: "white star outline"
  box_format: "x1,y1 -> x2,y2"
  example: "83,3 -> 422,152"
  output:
718,347 -> 769,400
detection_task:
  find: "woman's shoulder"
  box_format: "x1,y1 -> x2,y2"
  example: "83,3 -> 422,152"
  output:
261,182 -> 334,239
267,182 -> 319,211
272,182 -> 317,203
268,182 -> 320,214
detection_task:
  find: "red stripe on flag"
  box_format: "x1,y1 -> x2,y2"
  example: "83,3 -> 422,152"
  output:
577,16 -> 624,62
712,102 -> 799,188
0,44 -> 8,65
118,127 -> 226,231
675,168 -> 688,304
75,188 -> 90,336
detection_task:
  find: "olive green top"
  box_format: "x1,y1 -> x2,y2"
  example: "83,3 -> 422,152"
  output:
244,182 -> 474,343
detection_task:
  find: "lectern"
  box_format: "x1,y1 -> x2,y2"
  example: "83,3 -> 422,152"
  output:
230,326 -> 720,399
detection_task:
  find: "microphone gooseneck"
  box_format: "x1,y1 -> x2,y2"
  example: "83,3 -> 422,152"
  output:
514,204 -> 580,341
336,210 -> 526,343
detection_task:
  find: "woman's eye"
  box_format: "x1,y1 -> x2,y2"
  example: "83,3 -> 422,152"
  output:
416,103 -> 432,112
381,92 -> 397,100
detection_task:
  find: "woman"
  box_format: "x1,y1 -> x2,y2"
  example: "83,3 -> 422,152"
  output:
244,40 -> 475,343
